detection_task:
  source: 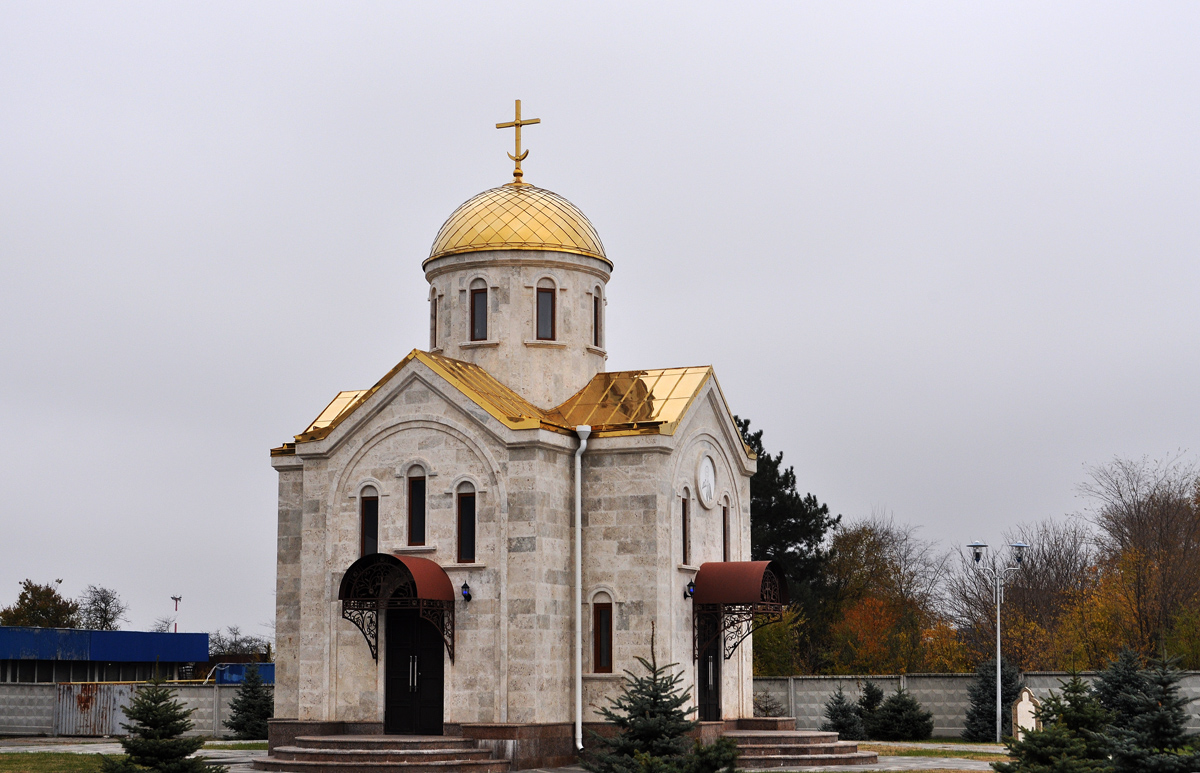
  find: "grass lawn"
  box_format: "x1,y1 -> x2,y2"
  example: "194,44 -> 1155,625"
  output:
0,753 -> 104,772
860,743 -> 1011,762
203,741 -> 268,750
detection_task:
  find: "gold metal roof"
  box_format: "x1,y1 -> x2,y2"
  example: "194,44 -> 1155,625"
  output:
425,183 -> 608,266
277,353 -> 752,459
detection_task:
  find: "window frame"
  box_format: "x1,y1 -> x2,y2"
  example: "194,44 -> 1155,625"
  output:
681,495 -> 690,566
360,491 -> 379,557
429,292 -> 439,349
593,293 -> 602,347
536,287 -> 556,340
722,503 -> 730,562
408,474 -> 426,547
457,489 -> 476,563
470,287 -> 488,341
593,602 -> 613,673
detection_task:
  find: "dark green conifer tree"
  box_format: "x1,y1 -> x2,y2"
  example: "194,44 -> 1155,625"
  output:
962,659 -> 1024,741
820,687 -> 865,740
1093,648 -> 1147,728
223,664 -> 274,740
1101,657 -> 1200,773
583,628 -> 738,773
993,674 -> 1112,773
99,679 -> 226,773
869,688 -> 933,741
857,680 -> 884,739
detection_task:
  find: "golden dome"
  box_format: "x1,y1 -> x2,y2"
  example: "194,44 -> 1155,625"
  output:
425,182 -> 608,267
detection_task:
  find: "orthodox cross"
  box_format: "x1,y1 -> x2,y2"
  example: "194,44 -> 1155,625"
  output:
496,99 -> 540,183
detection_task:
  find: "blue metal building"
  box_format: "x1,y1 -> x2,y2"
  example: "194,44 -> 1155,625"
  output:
0,627 -> 208,682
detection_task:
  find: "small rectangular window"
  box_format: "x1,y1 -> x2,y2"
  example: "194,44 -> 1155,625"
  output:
430,298 -> 438,348
471,289 -> 488,341
722,505 -> 730,562
537,288 -> 555,340
681,497 -> 689,566
593,295 -> 602,347
408,477 -> 426,546
361,496 -> 378,556
458,492 -> 476,563
594,603 -> 613,673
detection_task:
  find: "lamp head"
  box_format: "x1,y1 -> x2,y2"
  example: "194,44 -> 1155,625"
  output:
967,541 -> 988,563
1009,541 -> 1030,565
461,582 -> 472,603
684,580 -> 695,600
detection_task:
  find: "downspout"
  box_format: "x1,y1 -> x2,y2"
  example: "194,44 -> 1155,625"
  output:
574,425 -> 591,752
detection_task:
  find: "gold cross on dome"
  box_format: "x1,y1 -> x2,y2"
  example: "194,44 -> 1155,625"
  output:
496,99 -> 540,183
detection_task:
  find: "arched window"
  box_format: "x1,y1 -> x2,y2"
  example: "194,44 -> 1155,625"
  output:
457,482 -> 476,563
592,285 -> 604,348
681,492 -> 690,566
722,499 -> 730,562
408,467 -> 426,547
470,278 -> 488,341
536,278 -> 556,340
593,591 -> 613,673
360,485 -> 379,557
429,289 -> 439,349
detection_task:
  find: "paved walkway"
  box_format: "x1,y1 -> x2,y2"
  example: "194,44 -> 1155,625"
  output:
0,738 -> 266,771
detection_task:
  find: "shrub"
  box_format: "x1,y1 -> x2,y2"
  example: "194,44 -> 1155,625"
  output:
994,674 -> 1111,773
99,679 -> 225,773
223,664 -> 273,740
856,680 -> 884,738
962,659 -> 1024,741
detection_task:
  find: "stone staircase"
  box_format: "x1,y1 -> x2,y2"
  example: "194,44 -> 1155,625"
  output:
724,719 -> 878,768
254,735 -> 511,773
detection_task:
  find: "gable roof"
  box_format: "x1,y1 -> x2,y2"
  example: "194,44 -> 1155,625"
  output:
271,351 -> 753,458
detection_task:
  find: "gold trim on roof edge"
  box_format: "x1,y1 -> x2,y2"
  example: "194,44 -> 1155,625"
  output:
425,183 -> 609,268
279,352 -> 754,459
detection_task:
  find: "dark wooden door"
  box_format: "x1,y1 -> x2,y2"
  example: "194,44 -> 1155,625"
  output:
697,618 -> 721,722
385,609 -> 444,735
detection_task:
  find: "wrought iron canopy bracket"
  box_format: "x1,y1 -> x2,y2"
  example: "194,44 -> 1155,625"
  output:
693,602 -> 785,661
341,598 -> 455,662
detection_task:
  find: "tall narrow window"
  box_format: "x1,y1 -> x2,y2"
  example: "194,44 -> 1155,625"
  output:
408,471 -> 426,546
470,287 -> 488,341
536,288 -> 555,340
722,504 -> 730,562
681,496 -> 689,566
594,601 -> 613,673
457,485 -> 476,563
593,293 -> 602,347
360,486 -> 378,556
430,295 -> 438,349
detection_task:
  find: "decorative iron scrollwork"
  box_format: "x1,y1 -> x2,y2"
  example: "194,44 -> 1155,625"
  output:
693,564 -> 787,661
339,554 -> 455,662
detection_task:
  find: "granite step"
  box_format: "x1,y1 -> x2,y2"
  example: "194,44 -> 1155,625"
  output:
292,736 -> 479,751
254,758 -> 509,773
272,746 -> 495,763
735,742 -> 852,756
736,751 -> 879,769
722,730 -> 840,746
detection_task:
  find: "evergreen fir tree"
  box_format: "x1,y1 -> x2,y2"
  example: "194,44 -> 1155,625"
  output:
1093,648 -> 1147,728
223,664 -> 273,740
1101,657 -> 1200,773
857,680 -> 884,738
962,659 -> 1024,741
820,687 -> 865,741
869,688 -> 933,741
99,679 -> 226,773
993,675 -> 1112,773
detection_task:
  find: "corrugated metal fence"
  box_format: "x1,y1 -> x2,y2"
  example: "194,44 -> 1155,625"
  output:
0,683 -> 271,737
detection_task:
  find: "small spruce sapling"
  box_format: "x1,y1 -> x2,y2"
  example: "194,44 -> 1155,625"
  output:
857,681 -> 884,739
223,663 -> 274,740
1093,647 -> 1146,728
994,674 -> 1112,773
962,659 -> 1024,741
820,687 -> 865,740
869,688 -> 933,741
99,678 -> 226,773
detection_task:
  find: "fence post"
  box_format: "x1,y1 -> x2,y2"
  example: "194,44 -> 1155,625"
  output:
213,684 -> 219,737
787,677 -> 796,722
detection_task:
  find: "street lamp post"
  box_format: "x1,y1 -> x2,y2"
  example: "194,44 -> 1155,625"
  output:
966,540 -> 1029,743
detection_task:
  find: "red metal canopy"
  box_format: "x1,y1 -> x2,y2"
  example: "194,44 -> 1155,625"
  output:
692,560 -> 789,606
337,553 -> 456,661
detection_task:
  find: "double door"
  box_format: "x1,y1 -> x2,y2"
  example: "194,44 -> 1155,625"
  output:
384,609 -> 444,735
697,616 -> 722,721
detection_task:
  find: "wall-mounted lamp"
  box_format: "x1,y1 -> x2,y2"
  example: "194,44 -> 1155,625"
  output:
684,580 -> 695,600
461,582 -> 472,603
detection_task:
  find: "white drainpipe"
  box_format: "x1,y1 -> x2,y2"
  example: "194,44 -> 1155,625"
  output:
573,425 -> 591,751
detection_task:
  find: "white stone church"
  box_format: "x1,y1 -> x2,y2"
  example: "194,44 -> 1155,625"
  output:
267,109 -> 788,767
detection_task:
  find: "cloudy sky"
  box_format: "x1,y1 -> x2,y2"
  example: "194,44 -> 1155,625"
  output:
1,3 -> 1197,636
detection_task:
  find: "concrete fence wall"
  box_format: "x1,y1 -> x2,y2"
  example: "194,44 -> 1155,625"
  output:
754,673 -> 1200,738
0,683 -> 272,737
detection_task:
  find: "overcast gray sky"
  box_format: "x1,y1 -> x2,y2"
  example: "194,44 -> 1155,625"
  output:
2,2 -> 1197,636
